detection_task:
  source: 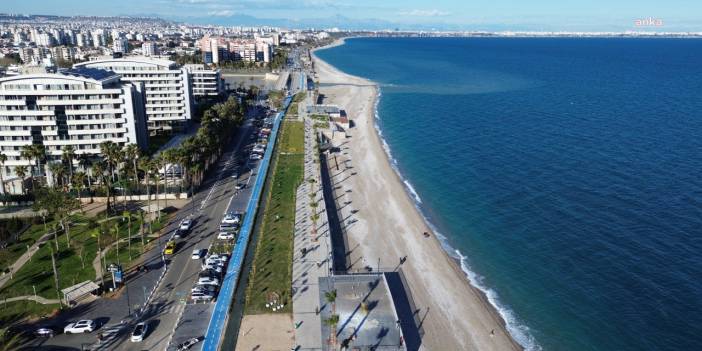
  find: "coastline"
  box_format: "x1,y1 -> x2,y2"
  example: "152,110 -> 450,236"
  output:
311,38 -> 525,350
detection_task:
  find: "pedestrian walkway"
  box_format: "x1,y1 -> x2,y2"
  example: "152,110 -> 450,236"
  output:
0,229 -> 54,289
0,294 -> 60,305
291,118 -> 334,350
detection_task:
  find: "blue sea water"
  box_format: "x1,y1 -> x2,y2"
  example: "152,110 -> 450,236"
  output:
316,37 -> 702,351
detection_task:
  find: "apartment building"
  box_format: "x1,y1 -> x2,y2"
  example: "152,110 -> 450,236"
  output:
74,57 -> 193,132
0,68 -> 148,183
183,64 -> 224,97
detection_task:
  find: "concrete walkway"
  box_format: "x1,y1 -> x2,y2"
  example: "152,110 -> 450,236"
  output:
0,294 -> 60,305
291,118 -> 334,350
0,229 -> 55,289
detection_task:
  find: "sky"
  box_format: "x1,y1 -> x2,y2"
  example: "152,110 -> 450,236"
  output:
4,0 -> 702,31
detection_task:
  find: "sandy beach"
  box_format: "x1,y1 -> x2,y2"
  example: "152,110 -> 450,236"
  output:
311,39 -> 522,351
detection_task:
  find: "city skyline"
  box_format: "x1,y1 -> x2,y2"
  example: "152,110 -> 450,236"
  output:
4,0 -> 702,31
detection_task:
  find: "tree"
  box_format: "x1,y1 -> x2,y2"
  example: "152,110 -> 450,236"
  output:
61,145 -> 76,187
92,161 -> 110,214
0,153 -> 7,196
14,166 -> 27,195
47,162 -> 65,189
123,210 -> 133,261
33,187 -> 78,249
73,172 -> 87,213
323,314 -> 340,347
20,144 -> 46,190
77,153 -> 94,192
123,144 -> 140,198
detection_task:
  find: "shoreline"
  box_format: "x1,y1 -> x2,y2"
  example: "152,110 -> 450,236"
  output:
311,38 -> 526,350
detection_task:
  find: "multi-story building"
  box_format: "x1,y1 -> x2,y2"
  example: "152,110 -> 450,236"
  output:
74,57 -> 193,132
113,38 -> 129,54
184,64 -> 224,97
0,68 -> 148,185
142,42 -> 158,57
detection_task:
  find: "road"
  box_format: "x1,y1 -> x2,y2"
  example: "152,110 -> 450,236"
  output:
110,108 -> 266,351
24,102 -> 268,351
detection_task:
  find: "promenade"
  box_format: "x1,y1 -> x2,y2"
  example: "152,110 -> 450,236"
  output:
291,117 -> 333,350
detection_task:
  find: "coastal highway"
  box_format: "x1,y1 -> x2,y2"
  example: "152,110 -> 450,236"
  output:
107,106 -> 266,350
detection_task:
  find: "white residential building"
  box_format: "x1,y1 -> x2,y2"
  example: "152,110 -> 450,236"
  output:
184,64 -> 224,97
113,38 -> 129,54
142,42 -> 158,57
74,57 -> 193,132
0,68 -> 148,185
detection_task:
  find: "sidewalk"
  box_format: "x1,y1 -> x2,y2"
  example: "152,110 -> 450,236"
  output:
291,118 -> 333,350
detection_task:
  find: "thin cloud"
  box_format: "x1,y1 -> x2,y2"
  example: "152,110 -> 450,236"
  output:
208,9 -> 235,16
399,9 -> 450,17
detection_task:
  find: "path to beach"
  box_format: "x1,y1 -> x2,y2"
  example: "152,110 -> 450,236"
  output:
312,40 -> 522,351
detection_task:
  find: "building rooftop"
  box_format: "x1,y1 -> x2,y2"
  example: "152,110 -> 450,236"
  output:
319,274 -> 409,351
60,67 -> 120,81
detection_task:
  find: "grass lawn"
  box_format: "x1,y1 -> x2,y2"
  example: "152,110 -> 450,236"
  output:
0,211 -> 170,328
0,300 -> 60,327
0,219 -> 52,272
245,120 -> 304,314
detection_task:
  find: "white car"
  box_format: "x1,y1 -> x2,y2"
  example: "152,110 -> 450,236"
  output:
217,232 -> 235,240
130,322 -> 148,342
192,284 -> 218,294
205,255 -> 227,266
191,249 -> 205,260
64,320 -> 96,334
222,213 -> 242,225
250,153 -> 262,160
191,291 -> 215,302
179,219 -> 193,231
197,276 -> 220,286
201,264 -> 223,274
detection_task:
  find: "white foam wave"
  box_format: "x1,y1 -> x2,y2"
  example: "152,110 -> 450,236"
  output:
371,86 -> 541,351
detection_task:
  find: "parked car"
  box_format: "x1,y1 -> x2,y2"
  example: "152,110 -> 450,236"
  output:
130,322 -> 148,342
191,291 -> 216,302
219,223 -> 238,232
206,255 -> 228,266
191,249 -> 205,260
197,276 -> 220,286
179,219 -> 193,231
222,212 -> 242,225
191,284 -> 218,294
250,153 -> 262,160
235,183 -> 245,190
201,264 -> 223,274
217,231 -> 235,240
64,320 -> 96,334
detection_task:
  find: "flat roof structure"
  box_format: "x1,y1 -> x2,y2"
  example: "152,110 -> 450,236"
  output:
319,274 -> 409,351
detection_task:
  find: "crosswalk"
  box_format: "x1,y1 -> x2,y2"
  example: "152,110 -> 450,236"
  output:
89,324 -> 127,350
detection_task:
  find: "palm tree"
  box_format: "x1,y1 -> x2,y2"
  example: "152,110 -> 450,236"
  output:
20,144 -> 45,190
323,314 -> 340,347
14,166 -> 27,195
73,172 -> 87,213
47,162 -> 65,189
61,145 -> 76,188
123,144 -> 140,198
138,157 -> 155,227
0,153 -> 7,197
92,161 -> 110,214
77,153 -> 93,190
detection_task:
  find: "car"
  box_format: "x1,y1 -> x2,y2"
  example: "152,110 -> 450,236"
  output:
206,255 -> 228,266
192,284 -> 218,294
35,327 -> 56,338
219,223 -> 238,232
235,183 -> 245,190
191,292 -> 215,302
130,322 -> 148,342
179,219 -> 193,231
222,212 -> 242,224
250,153 -> 262,160
201,263 -> 224,274
177,336 -> 203,350
64,320 -> 96,334
197,276 -> 220,286
191,249 -> 205,260
217,231 -> 235,240
173,229 -> 185,239
164,240 -> 176,255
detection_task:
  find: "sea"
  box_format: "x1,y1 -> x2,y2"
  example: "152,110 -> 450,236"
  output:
316,37 -> 702,351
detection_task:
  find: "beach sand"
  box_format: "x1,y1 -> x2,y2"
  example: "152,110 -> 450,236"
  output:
311,39 -> 522,351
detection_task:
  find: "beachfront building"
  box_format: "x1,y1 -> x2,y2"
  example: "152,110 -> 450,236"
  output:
183,64 -> 225,97
0,68 -> 148,188
74,57 -> 193,132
